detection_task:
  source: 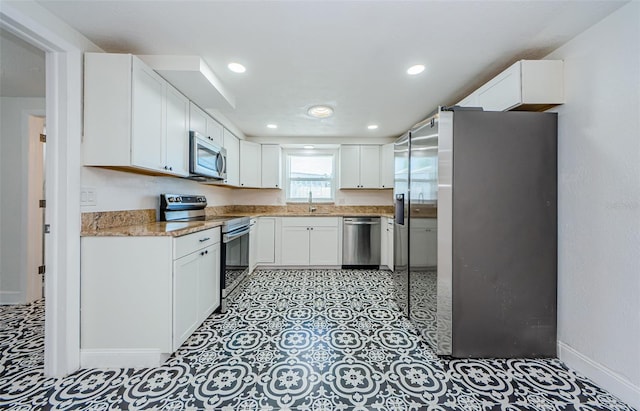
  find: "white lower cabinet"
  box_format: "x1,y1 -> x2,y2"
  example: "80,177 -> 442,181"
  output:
381,217 -> 394,270
280,217 -> 341,266
257,217 -> 276,264
409,218 -> 437,268
81,227 -> 220,368
249,218 -> 258,272
174,243 -> 220,350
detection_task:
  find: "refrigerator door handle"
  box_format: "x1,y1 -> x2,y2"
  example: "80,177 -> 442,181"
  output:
395,194 -> 405,225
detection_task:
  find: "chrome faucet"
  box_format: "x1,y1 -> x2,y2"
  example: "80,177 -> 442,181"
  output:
308,191 -> 316,213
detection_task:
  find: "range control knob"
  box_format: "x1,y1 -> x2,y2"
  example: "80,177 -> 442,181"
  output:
176,197 -> 182,202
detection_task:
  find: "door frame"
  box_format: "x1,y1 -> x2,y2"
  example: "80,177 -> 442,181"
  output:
1,4 -> 84,376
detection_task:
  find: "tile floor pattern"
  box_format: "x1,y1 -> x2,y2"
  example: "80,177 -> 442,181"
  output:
0,269 -> 635,411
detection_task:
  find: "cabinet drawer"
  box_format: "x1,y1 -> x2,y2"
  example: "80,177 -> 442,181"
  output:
174,227 -> 220,259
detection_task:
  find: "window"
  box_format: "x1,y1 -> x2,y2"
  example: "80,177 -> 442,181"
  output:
285,151 -> 336,202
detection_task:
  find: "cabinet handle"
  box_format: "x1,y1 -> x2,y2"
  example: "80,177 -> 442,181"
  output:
310,227 -> 314,230
199,237 -> 211,242
169,166 -> 173,171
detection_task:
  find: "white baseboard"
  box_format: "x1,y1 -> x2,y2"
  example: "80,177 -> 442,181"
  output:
558,341 -> 640,409
80,349 -> 169,369
0,291 -> 23,305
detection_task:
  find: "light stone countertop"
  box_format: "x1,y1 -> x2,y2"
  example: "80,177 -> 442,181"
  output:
81,212 -> 398,237
81,220 -> 226,237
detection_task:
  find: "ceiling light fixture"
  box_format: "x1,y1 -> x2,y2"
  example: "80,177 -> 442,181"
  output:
267,124 -> 278,129
228,62 -> 246,73
304,145 -> 315,150
307,105 -> 334,118
407,64 -> 425,75
367,124 -> 379,130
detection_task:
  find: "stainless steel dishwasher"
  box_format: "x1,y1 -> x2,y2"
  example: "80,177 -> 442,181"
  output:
342,217 -> 381,267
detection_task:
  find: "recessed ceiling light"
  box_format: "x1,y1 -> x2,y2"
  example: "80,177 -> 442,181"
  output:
367,124 -> 379,130
307,105 -> 334,118
407,64 -> 425,75
304,145 -> 315,150
267,124 -> 278,129
228,62 -> 246,73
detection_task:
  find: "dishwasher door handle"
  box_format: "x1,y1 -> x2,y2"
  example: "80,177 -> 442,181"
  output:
344,221 -> 380,225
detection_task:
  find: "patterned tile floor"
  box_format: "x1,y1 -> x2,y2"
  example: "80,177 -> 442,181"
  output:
0,269 -> 634,410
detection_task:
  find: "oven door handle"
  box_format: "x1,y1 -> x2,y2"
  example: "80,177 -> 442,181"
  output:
223,226 -> 250,243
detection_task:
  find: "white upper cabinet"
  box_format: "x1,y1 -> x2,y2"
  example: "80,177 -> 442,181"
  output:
380,143 -> 394,189
239,140 -> 262,188
164,84 -> 190,177
84,53 -> 189,177
457,60 -> 564,112
189,103 -> 223,147
340,145 -> 381,188
261,144 -> 282,189
130,59 -> 164,172
223,129 -> 240,186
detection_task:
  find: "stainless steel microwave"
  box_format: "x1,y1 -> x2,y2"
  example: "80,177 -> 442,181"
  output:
189,131 -> 227,180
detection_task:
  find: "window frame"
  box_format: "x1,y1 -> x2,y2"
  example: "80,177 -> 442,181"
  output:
284,149 -> 338,203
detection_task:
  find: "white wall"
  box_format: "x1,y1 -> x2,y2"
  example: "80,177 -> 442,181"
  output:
546,2 -> 640,408
81,167 -> 234,212
231,187 -> 392,206
0,97 -> 45,304
81,167 -> 392,211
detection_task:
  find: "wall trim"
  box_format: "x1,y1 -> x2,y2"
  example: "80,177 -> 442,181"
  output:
81,349 -> 169,369
558,341 -> 640,409
0,291 -> 23,305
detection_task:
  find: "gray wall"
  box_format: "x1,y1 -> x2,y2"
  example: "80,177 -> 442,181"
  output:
546,2 -> 640,407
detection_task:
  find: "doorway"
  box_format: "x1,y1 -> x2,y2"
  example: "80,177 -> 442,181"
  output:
0,28 -> 46,305
0,1 -> 84,376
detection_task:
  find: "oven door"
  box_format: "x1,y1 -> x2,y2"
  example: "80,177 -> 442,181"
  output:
190,131 -> 227,180
221,225 -> 250,296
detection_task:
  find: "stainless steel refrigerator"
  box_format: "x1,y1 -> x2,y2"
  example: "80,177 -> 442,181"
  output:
394,107 -> 557,358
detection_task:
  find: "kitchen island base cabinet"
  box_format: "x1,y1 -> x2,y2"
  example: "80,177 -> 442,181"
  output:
80,228 -> 220,368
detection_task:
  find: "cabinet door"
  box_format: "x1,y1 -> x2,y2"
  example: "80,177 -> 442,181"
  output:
257,217 -> 276,263
198,243 -> 220,323
239,140 -> 262,187
207,117 -> 224,147
309,226 -> 339,265
380,143 -> 394,188
131,59 -> 164,172
380,218 -> 388,268
476,62 -> 521,111
281,226 -> 310,265
261,144 -> 281,188
387,222 -> 394,270
340,145 -> 360,188
223,129 -> 240,186
359,145 -> 381,188
249,223 -> 258,272
189,102 -> 207,136
165,84 -> 189,177
173,251 -> 200,350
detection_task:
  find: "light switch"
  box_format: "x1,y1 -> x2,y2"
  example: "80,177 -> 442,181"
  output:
81,187 -> 97,206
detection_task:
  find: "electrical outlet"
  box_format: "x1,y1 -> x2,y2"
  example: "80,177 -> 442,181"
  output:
81,187 -> 97,206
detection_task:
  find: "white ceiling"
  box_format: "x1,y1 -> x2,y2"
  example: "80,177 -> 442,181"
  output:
32,1 -> 627,139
